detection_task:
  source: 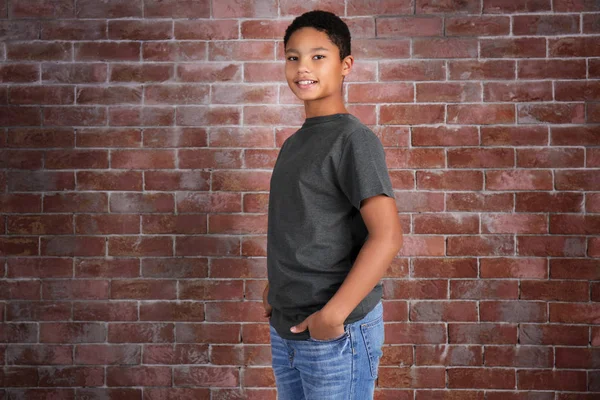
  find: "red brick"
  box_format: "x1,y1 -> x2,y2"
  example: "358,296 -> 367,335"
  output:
111,280 -> 176,300
75,344 -> 140,365
7,301 -> 70,321
143,343 -> 209,365
143,127 -> 207,147
0,106 -> 41,126
145,388 -> 209,399
6,345 -> 72,365
108,323 -> 174,343
145,171 -> 209,191
144,0 -> 210,18
177,105 -> 240,126
45,150 -> 108,169
447,193 -> 512,212
550,259 -> 600,280
416,345 -> 482,366
140,302 -> 204,322
555,347 -> 600,369
585,14 -> 600,33
446,16 -> 509,36
41,236 -> 105,257
7,42 -> 70,61
242,366 -> 274,387
180,280 -> 243,300
481,258 -> 547,279
448,368 -> 515,389
211,258 -> 266,279
553,126 -> 600,145
176,323 -> 240,344
111,150 -> 175,169
7,215 -> 72,235
145,84 -> 208,105
7,258 -> 71,279
516,192 -> 583,213
517,148 -> 583,168
377,16 -> 443,37
143,258 -> 208,279
108,236 -> 172,257
0,63 -> 39,83
43,106 -> 106,126
73,301 -> 139,321
142,215 -> 207,234
411,301 -> 477,322
42,280 -> 109,301
110,64 -> 173,83
384,280 -> 447,300
549,37 -> 600,57
482,38 -> 546,58
519,59 -> 586,79
108,106 -> 174,127
514,14 -> 579,36
483,0 -> 551,13
76,258 -> 140,278
550,303 -> 600,324
107,366 -> 171,386
209,41 -> 275,61
177,192 -> 241,213
77,171 -> 142,191
378,366 -> 445,388
550,214 -> 600,235
174,366 -> 239,387
42,63 -> 108,83
75,42 -> 140,61
448,235 -> 514,256
348,0 -> 412,15
353,38 -> 410,59
109,20 -> 171,40
413,212 -> 479,234
44,193 -> 107,213
176,19 -> 238,40
412,258 -> 477,279
75,214 -> 139,235
10,0 -> 74,18
279,0 -> 343,16
178,63 -> 241,82
518,236 -> 586,257
0,149 -> 43,169
415,38 -> 478,58
176,236 -> 240,257
110,193 -> 174,213
213,84 -> 278,104
9,85 -> 73,105
77,86 -> 142,105
380,105 -> 445,125
0,280 -> 41,300
41,20 -> 106,40
241,19 -> 289,39
518,370 -> 586,391
486,345 -> 552,368
555,170 -> 600,190
8,171 -> 74,192
40,322 -> 105,343
38,366 -> 104,386
243,62 -> 285,82
482,213 -> 547,234
76,0 -> 141,17
143,41 -> 206,62
480,301 -> 547,323
486,170 -> 553,190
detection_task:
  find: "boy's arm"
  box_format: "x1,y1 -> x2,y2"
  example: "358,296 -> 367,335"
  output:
291,194 -> 402,334
321,194 -> 403,324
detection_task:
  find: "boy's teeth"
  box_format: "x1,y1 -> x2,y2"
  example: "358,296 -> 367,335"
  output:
299,80 -> 315,84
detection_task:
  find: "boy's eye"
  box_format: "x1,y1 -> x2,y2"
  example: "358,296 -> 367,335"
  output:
313,55 -> 325,60
287,56 -> 298,61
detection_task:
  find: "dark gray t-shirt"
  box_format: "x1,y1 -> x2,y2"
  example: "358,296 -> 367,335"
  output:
267,113 -> 395,340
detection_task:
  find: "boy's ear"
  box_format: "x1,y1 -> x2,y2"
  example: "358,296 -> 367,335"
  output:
341,55 -> 354,77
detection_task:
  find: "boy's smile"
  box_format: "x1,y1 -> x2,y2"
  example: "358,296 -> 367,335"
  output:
284,27 -> 353,118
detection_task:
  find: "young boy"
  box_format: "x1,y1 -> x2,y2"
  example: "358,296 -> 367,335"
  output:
263,10 -> 403,400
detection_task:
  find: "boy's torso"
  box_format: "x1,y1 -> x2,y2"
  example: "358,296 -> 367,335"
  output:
266,113 -> 383,341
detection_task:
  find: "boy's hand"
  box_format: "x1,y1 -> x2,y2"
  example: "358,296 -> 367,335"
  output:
262,283 -> 272,318
291,310 -> 345,340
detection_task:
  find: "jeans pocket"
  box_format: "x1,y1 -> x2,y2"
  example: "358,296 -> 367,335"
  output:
308,325 -> 349,343
360,314 -> 384,378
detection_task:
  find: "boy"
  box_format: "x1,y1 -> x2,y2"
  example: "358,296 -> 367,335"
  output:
263,10 -> 403,400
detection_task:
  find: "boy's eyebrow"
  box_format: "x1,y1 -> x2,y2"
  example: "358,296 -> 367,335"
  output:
285,47 -> 330,54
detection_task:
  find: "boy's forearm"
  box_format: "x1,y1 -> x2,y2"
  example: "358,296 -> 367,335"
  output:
321,234 -> 402,325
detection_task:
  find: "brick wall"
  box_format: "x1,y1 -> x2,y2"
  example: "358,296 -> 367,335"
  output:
1,0 -> 599,398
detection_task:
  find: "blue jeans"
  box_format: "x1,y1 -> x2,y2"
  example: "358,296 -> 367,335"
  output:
269,301 -> 384,400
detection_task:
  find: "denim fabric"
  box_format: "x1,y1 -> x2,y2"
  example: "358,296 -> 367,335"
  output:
269,301 -> 384,400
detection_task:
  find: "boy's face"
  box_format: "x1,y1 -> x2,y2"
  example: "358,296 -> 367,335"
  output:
284,27 -> 353,105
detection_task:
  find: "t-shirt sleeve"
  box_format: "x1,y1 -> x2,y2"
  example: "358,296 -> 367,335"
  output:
335,127 -> 395,210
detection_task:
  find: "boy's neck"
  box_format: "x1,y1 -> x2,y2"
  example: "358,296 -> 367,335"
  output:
304,98 -> 348,119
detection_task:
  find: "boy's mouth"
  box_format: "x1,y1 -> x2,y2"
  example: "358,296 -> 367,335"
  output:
295,80 -> 318,89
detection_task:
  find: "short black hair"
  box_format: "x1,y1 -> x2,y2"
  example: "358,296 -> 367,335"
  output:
283,10 -> 351,60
